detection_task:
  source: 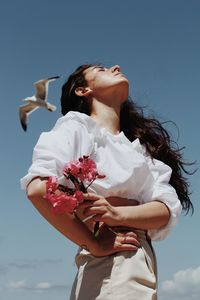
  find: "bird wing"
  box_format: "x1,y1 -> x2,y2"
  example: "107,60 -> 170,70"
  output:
34,76 -> 60,101
34,79 -> 48,101
19,103 -> 39,131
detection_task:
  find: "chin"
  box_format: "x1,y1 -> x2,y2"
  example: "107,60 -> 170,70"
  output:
119,77 -> 129,88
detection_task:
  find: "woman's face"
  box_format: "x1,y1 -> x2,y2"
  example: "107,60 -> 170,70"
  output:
83,65 -> 129,101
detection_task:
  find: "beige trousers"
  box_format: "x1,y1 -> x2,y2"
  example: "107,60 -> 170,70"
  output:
70,230 -> 157,300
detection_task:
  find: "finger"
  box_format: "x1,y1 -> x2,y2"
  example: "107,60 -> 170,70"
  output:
84,199 -> 107,207
115,243 -> 138,251
117,235 -> 141,247
83,193 -> 101,201
116,231 -> 137,238
125,232 -> 138,238
79,201 -> 96,209
84,206 -> 106,217
112,230 -> 138,239
79,199 -> 103,211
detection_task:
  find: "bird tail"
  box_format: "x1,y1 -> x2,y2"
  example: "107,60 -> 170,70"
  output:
46,103 -> 57,112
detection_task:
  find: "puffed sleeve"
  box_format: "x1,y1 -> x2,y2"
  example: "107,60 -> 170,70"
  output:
139,144 -> 182,241
20,117 -> 94,190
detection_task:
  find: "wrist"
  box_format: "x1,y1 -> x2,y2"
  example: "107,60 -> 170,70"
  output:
81,236 -> 99,255
116,206 -> 131,227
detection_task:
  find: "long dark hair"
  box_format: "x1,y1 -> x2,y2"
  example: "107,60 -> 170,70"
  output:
61,64 -> 194,214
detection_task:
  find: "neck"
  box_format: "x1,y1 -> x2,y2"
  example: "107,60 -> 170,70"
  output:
90,102 -> 120,135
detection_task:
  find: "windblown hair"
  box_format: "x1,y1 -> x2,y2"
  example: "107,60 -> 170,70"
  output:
61,64 -> 194,214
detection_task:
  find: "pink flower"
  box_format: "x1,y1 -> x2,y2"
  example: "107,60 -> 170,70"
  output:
63,156 -> 103,182
63,161 -> 81,178
44,192 -> 78,214
46,176 -> 58,193
78,156 -> 97,181
43,156 -> 105,216
74,190 -> 84,203
44,177 -> 85,214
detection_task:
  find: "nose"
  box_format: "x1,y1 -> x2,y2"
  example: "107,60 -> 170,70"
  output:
110,65 -> 121,73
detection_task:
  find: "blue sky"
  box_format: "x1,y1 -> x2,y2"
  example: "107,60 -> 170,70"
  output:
0,0 -> 200,299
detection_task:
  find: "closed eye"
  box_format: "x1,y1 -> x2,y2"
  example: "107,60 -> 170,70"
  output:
98,67 -> 106,71
92,66 -> 106,72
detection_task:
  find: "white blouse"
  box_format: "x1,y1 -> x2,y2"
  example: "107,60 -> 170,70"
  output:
20,111 -> 182,241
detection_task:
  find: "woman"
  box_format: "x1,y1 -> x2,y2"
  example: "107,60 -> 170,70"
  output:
21,64 -> 193,299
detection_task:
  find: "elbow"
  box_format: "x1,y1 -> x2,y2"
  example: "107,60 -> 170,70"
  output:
161,207 -> 171,229
27,187 -> 38,202
26,178 -> 47,201
154,200 -> 171,228
160,211 -> 171,228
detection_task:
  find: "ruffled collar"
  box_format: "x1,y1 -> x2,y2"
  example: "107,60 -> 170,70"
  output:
54,111 -> 142,148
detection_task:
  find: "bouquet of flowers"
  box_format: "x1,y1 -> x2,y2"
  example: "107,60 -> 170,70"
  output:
43,155 -> 105,215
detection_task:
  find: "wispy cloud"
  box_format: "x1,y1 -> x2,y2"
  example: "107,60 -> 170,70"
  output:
7,258 -> 62,269
0,258 -> 62,276
6,280 -> 67,292
8,280 -> 27,289
160,266 -> 200,300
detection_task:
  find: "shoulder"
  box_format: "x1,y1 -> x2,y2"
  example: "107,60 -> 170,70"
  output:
52,111 -> 95,134
33,111 -> 95,162
34,112 -> 94,149
36,111 -> 95,146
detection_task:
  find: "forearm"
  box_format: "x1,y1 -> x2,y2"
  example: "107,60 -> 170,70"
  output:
27,178 -> 98,253
116,201 -> 170,230
82,194 -> 170,230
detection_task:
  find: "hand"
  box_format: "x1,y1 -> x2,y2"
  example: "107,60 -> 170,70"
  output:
91,224 -> 141,257
80,193 -> 122,227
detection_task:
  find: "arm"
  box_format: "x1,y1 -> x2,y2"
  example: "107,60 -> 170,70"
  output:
27,178 -> 140,256
81,145 -> 182,240
81,194 -> 170,229
21,120 -> 140,253
27,178 -> 98,250
114,201 -> 170,229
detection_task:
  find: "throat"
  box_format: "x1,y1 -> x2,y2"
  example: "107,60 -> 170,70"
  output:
90,112 -> 120,135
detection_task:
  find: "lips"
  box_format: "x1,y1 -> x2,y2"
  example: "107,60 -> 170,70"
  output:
115,72 -> 124,76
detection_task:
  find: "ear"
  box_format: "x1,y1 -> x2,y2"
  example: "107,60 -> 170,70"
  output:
75,86 -> 92,98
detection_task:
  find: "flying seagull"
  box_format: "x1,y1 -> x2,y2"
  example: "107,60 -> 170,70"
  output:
19,76 -> 60,131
